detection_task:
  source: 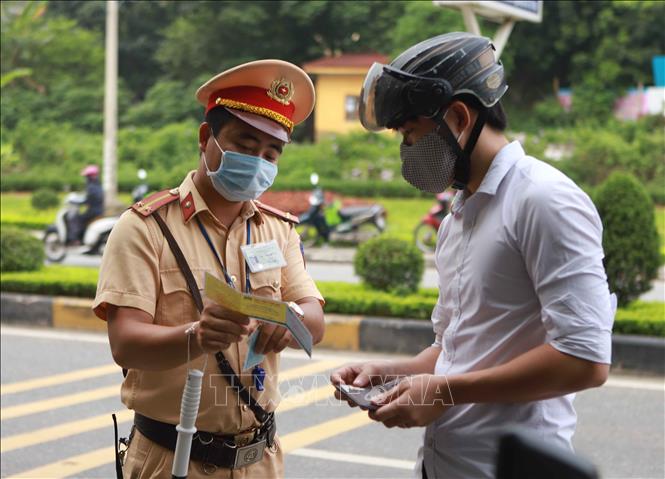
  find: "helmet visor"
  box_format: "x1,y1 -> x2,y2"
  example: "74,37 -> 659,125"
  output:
359,63 -> 412,132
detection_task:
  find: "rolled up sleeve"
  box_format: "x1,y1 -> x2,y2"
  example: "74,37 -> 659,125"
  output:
93,210 -> 161,321
520,181 -> 614,364
280,225 -> 324,305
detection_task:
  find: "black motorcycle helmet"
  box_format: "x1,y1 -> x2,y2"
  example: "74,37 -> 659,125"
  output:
359,32 -> 508,131
359,32 -> 508,189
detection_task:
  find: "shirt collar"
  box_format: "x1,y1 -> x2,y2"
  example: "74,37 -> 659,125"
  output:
475,141 -> 524,197
450,141 -> 523,216
176,171 -> 263,225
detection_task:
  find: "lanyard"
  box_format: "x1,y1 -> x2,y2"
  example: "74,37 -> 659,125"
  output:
195,216 -> 266,391
196,216 -> 251,293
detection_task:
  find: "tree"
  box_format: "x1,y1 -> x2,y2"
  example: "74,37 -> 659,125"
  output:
390,1 -> 464,57
503,1 -> 665,115
46,0 -> 189,101
0,1 -> 108,131
155,1 -> 405,83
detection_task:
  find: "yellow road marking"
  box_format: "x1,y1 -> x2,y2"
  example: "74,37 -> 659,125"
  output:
0,385 -> 118,421
0,359 -> 341,421
278,385 -> 335,413
2,359 -> 349,477
8,447 -> 116,479
1,385 -> 337,453
0,361 -> 340,450
1,410 -> 132,453
278,359 -> 344,381
7,410 -> 372,478
280,411 -> 372,452
1,364 -> 120,395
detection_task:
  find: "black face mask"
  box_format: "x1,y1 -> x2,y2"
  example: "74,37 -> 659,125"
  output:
400,108 -> 488,191
399,110 -> 465,193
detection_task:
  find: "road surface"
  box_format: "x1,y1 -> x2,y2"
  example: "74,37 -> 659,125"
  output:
1,325 -> 663,478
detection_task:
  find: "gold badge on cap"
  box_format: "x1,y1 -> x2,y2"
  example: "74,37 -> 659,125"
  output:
267,78 -> 294,105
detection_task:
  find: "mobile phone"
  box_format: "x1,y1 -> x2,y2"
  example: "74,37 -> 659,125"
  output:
334,379 -> 401,410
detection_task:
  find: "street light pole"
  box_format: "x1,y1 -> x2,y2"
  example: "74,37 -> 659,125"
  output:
103,0 -> 119,212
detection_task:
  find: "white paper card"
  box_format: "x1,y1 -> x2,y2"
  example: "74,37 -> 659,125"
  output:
241,240 -> 287,273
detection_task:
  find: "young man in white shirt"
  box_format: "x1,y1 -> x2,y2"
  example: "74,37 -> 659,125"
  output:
331,32 -> 615,478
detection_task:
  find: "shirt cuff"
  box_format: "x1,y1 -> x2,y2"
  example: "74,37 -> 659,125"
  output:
281,285 -> 325,306
549,327 -> 612,364
92,290 -> 156,321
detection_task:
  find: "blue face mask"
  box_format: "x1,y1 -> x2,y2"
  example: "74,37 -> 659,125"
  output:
204,133 -> 278,202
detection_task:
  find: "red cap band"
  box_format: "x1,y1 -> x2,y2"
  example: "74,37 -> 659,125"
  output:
206,86 -> 295,131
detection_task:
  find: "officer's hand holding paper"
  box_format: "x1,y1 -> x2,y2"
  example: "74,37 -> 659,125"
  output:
198,297 -> 252,353
204,272 -> 313,357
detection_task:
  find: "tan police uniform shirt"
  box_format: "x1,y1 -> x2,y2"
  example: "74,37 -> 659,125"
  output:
93,171 -> 323,434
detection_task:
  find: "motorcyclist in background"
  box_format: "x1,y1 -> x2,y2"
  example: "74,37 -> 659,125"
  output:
68,165 -> 105,244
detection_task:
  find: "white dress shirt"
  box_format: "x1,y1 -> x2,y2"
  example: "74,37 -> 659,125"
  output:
418,141 -> 615,479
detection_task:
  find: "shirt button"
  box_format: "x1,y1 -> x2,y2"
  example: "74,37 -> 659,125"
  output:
242,404 -> 248,411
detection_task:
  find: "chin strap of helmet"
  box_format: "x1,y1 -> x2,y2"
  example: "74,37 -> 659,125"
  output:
438,107 -> 488,190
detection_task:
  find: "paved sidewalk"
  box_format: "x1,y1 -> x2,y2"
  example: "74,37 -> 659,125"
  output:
304,246 -> 436,267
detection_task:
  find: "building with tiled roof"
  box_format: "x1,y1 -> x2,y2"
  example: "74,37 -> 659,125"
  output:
303,53 -> 389,140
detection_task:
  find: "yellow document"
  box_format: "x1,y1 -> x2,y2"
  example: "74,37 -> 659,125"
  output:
204,272 -> 288,325
204,272 -> 312,356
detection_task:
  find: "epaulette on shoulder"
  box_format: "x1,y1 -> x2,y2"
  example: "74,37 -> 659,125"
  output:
131,188 -> 180,217
254,200 -> 299,225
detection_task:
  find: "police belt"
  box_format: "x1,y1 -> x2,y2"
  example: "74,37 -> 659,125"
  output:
133,412 -> 276,470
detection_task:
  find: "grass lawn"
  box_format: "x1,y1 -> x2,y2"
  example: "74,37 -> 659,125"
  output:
0,192 -> 132,230
2,192 -> 664,258
0,192 -> 435,243
376,197 -> 433,243
0,192 -> 60,229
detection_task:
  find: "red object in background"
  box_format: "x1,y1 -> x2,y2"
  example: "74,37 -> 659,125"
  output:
258,190 -> 372,216
423,191 -> 453,230
414,191 -> 453,253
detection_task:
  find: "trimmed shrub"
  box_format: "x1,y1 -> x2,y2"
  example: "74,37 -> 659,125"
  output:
594,172 -> 660,306
31,188 -> 60,210
0,267 -> 662,336
0,228 -> 44,272
354,237 -> 424,294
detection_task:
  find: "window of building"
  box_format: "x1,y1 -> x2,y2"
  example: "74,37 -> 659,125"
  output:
345,95 -> 359,121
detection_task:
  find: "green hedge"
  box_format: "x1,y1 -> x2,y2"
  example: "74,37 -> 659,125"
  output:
1,266 -> 663,337
594,172 -> 660,306
0,228 -> 44,272
0,266 -> 98,297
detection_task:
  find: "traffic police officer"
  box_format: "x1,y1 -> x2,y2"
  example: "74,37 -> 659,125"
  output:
94,59 -> 325,478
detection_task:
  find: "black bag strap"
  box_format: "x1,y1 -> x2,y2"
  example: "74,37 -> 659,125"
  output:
152,211 -> 271,424
153,212 -> 203,312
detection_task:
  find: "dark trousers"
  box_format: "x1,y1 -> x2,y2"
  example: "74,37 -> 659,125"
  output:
68,210 -> 98,242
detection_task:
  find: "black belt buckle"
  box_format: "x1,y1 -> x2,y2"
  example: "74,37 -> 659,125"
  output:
233,439 -> 266,469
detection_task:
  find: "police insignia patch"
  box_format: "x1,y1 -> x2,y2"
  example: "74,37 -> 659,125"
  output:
267,78 -> 294,105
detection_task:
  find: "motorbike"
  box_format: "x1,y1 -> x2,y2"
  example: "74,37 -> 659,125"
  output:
413,190 -> 453,253
43,192 -> 118,262
297,173 -> 387,247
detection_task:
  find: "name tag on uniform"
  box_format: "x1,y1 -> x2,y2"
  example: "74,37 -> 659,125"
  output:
241,240 -> 287,273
